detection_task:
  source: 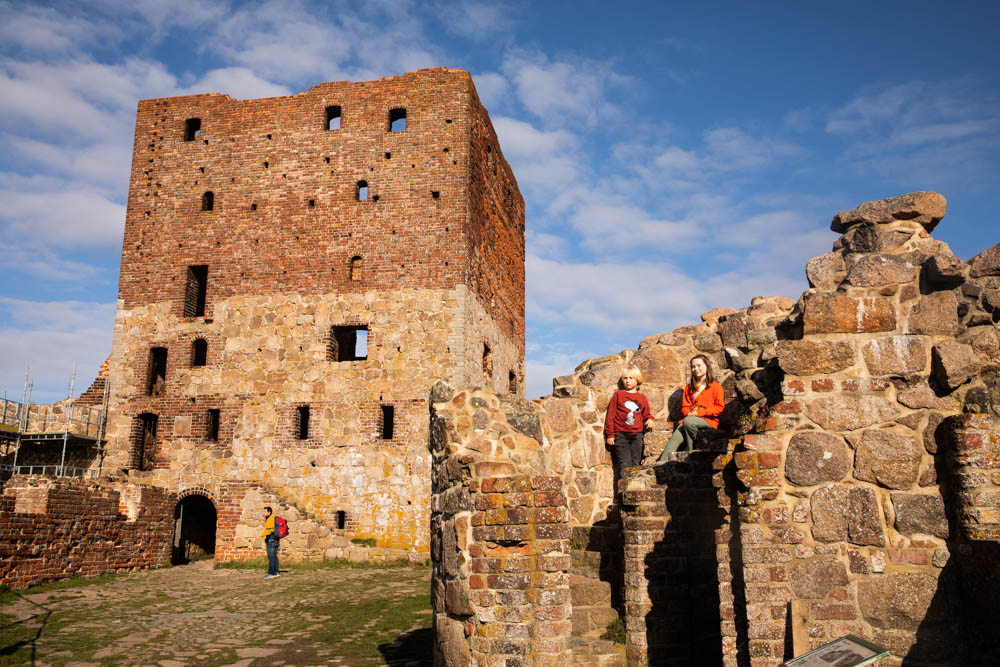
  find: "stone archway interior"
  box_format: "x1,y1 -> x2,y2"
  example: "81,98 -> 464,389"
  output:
173,494 -> 217,564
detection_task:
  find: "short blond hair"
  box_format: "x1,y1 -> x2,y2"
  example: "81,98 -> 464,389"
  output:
621,366 -> 643,386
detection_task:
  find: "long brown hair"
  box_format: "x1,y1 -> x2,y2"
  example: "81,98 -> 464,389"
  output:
687,354 -> 715,392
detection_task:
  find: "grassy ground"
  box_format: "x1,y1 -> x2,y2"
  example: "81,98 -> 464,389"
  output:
0,558 -> 432,666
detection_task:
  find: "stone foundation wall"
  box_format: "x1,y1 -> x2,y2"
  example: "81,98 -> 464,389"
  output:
429,383 -> 573,666
0,475 -> 175,589
102,284 -> 522,560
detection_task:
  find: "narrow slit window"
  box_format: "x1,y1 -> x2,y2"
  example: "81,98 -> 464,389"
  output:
326,105 -> 341,130
202,191 -> 214,211
356,180 -> 368,201
192,338 -> 208,367
381,405 -> 394,440
147,347 -> 168,396
296,405 -> 310,440
184,265 -> 208,317
328,325 -> 368,361
349,256 -> 363,281
509,370 -> 517,394
482,343 -> 492,379
336,511 -> 346,530
207,409 -> 220,441
389,108 -> 406,132
184,118 -> 201,141
130,413 -> 158,471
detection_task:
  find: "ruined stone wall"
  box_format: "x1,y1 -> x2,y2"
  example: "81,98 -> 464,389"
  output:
429,383 -> 573,666
430,192 -> 1000,665
101,68 -> 524,560
0,475 -> 174,588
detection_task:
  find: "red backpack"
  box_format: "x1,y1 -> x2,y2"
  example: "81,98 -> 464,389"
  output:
274,516 -> 289,539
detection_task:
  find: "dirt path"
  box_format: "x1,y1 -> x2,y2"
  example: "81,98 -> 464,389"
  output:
0,560 -> 432,666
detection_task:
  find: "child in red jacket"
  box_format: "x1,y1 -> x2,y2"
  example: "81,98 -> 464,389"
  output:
658,354 -> 725,460
604,366 -> 655,493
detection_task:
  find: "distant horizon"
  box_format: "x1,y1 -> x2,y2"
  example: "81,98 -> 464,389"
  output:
2,1 -> 998,402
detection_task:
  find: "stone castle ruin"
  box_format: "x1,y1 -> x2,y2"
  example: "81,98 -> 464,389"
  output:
1,67 -> 525,571
0,68 -> 998,666
428,191 -> 1000,665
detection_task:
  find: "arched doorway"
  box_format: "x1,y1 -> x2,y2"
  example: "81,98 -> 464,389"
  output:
172,493 -> 217,564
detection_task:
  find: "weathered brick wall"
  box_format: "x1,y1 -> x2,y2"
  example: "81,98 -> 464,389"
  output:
429,382 -> 573,666
942,413 -> 1000,662
0,475 -> 174,588
99,68 -> 525,560
621,452 -> 741,666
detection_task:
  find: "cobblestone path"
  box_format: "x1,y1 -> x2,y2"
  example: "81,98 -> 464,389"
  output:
0,560 -> 432,666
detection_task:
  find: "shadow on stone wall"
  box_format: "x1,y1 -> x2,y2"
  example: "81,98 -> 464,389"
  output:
950,541 -> 1000,665
639,453 -> 731,666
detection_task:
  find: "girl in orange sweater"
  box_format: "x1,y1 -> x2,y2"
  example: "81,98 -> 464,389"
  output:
658,354 -> 724,459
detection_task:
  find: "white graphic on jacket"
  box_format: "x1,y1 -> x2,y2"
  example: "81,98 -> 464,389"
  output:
623,400 -> 640,426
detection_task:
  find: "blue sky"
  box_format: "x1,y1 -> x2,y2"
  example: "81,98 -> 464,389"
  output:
1,1 -> 998,402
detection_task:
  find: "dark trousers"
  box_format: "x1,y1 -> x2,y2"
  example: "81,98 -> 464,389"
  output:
265,535 -> 279,575
612,431 -> 645,495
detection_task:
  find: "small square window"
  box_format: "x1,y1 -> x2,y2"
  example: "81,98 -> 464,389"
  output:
326,105 -> 341,130
184,118 -> 201,141
328,326 -> 368,361
389,108 -> 406,132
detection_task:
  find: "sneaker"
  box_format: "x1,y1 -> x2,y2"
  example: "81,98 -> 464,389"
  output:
264,574 -> 277,579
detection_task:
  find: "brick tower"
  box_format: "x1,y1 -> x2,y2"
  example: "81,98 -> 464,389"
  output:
102,68 -> 524,558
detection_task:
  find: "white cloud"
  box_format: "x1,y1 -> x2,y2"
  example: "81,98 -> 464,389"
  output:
0,58 -> 178,140
703,127 -> 803,170
181,67 -> 291,99
569,200 -> 699,253
472,72 -> 510,111
492,115 -> 583,192
826,78 -> 1000,187
0,298 -> 116,403
0,2 -> 104,54
203,0 -> 440,85
0,245 -> 105,282
527,254 -> 705,331
654,146 -> 700,174
438,0 -> 516,41
0,181 -> 125,247
502,51 -> 630,127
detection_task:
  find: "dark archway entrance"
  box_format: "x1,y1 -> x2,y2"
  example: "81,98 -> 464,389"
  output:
172,494 -> 217,564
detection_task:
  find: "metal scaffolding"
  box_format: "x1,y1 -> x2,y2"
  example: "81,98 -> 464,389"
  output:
0,365 -> 110,480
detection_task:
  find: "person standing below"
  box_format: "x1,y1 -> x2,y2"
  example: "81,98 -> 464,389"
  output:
658,354 -> 725,460
604,366 -> 655,494
262,506 -> 280,579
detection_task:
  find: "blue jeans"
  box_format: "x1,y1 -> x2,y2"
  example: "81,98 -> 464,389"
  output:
265,535 -> 279,575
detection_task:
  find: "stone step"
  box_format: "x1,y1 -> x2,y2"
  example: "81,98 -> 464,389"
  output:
571,603 -> 621,638
571,525 -> 623,552
570,636 -> 626,666
570,548 -> 623,580
570,574 -> 612,607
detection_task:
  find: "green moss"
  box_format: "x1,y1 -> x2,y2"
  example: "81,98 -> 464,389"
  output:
601,617 -> 626,644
